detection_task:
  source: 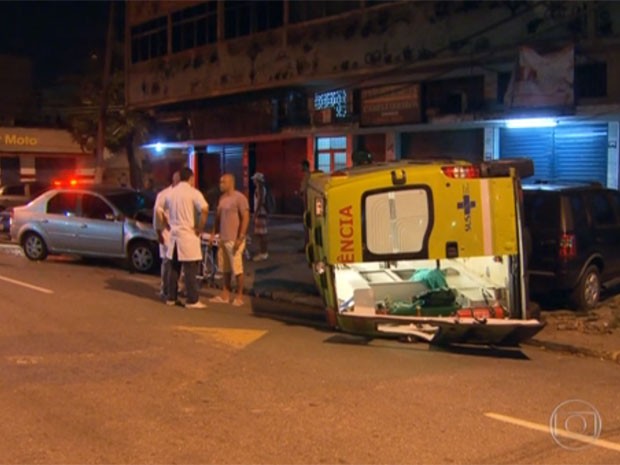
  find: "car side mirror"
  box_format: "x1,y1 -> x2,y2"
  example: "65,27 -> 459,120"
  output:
105,213 -> 116,221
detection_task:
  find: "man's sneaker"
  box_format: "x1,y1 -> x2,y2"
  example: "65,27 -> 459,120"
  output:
165,300 -> 177,306
185,301 -> 207,309
253,253 -> 269,262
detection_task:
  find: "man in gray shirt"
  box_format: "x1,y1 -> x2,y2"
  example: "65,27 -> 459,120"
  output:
210,173 -> 250,306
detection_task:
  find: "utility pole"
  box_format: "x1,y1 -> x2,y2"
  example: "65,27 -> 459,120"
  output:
94,0 -> 115,184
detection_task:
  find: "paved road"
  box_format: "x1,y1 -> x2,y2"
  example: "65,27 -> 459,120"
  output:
0,249 -> 619,464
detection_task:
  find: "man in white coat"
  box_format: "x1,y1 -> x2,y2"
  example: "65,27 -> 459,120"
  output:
160,167 -> 209,309
154,171 -> 180,301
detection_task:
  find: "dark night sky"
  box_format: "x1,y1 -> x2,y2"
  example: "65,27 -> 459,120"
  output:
0,1 -> 118,86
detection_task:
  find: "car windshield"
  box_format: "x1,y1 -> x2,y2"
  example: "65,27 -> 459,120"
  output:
105,191 -> 154,218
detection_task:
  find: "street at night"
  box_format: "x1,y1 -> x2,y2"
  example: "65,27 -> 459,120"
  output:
0,247 -> 619,464
2,0 -> 620,463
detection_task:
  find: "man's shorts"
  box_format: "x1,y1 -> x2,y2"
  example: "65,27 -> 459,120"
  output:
254,214 -> 268,235
218,239 -> 245,276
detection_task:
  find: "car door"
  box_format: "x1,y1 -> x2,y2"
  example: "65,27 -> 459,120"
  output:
608,190 -> 620,277
586,190 -> 620,277
40,192 -> 82,252
75,193 -> 124,257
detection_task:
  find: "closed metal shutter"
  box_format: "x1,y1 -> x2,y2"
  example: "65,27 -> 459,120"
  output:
222,145 -> 244,191
499,127 -> 554,182
554,123 -> 608,185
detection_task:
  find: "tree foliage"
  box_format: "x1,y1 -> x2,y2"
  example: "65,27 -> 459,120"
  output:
67,49 -> 152,188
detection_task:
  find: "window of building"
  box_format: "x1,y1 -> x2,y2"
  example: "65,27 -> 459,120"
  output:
365,0 -> 396,6
314,90 -> 349,119
316,136 -> 348,172
575,62 -> 607,99
497,71 -> 512,104
131,16 -> 168,63
172,2 -> 218,53
47,193 -> 78,217
425,76 -> 484,114
289,1 -> 360,24
224,0 -> 284,39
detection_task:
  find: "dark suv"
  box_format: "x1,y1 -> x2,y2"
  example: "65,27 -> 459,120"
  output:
524,183 -> 620,310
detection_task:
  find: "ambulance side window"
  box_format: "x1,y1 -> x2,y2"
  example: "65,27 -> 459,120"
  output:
364,188 -> 430,255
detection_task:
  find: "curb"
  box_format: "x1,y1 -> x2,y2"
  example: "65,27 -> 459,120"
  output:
201,280 -> 326,319
523,338 -> 620,365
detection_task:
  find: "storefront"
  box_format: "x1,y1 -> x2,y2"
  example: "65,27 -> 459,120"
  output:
0,127 -> 94,185
498,122 -> 610,186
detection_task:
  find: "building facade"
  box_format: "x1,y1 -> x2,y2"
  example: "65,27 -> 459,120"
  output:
126,0 -> 620,213
0,127 -> 96,185
0,55 -> 98,187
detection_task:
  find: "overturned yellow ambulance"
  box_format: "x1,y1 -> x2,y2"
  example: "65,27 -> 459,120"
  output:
304,159 -> 544,346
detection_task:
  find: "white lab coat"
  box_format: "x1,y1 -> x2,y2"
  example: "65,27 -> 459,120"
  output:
154,185 -> 173,258
164,182 -> 208,261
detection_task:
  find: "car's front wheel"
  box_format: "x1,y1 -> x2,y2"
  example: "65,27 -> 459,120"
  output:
128,241 -> 158,274
571,265 -> 601,311
22,232 -> 48,261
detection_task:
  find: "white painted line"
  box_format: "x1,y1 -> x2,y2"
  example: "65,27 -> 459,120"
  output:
485,412 -> 620,453
0,274 -> 54,294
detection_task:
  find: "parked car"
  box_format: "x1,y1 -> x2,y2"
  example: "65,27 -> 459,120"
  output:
0,210 -> 9,237
0,181 -> 50,211
524,183 -> 620,310
10,186 -> 159,273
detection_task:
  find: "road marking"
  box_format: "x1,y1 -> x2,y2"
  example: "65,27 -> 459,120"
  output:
175,326 -> 267,350
485,412 -> 620,452
0,274 -> 53,294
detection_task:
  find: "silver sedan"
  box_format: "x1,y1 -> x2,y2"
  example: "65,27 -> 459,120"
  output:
10,186 -> 159,273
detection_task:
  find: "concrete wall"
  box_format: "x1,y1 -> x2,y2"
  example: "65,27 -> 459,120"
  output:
126,1 -> 620,109
0,55 -> 34,124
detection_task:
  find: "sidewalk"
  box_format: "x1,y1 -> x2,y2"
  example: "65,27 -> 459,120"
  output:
201,218 -> 324,310
218,218 -> 620,364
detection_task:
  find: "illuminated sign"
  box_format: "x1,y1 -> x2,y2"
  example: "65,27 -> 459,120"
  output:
314,90 -> 348,119
2,133 -> 38,147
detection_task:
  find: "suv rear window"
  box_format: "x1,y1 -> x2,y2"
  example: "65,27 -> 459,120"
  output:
588,191 -> 617,226
524,193 -> 559,229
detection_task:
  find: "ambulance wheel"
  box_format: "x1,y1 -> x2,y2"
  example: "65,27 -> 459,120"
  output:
128,241 -> 158,274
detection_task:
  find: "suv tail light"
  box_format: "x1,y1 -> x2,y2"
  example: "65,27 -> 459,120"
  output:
559,234 -> 577,260
442,165 -> 480,179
